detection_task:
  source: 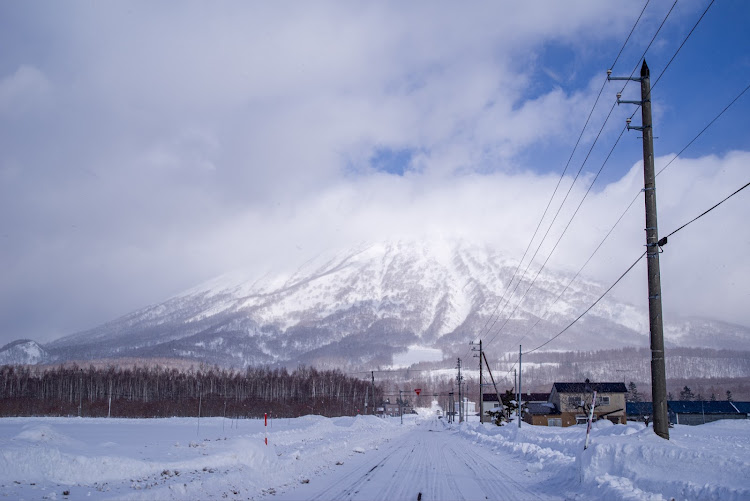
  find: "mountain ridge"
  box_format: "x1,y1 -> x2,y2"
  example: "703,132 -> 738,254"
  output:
4,238 -> 750,369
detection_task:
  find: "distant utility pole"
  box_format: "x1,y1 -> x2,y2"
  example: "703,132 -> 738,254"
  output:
518,345 -> 522,429
78,369 -> 83,418
456,358 -> 463,423
471,340 -> 483,423
448,391 -> 454,423
371,371 -> 375,416
399,389 -> 404,425
609,60 -> 669,440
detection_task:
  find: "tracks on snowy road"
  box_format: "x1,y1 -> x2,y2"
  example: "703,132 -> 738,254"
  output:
282,418 -> 561,501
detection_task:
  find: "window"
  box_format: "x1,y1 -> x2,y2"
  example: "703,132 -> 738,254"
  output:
567,396 -> 582,407
596,396 -> 610,406
547,418 -> 562,427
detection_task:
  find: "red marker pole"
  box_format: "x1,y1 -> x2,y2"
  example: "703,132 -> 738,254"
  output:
264,413 -> 268,445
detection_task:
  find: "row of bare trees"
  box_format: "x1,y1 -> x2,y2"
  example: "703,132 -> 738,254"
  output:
0,364 -> 379,418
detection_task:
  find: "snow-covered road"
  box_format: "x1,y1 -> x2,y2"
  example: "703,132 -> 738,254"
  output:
1,410 -> 749,500
284,417 -> 558,501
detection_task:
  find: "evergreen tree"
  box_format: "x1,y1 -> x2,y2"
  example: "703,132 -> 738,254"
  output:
679,386 -> 695,401
627,381 -> 641,403
710,393 -> 716,402
726,390 -> 733,402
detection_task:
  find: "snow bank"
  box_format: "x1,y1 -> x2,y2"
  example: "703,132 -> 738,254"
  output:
0,415 -> 408,499
463,419 -> 750,500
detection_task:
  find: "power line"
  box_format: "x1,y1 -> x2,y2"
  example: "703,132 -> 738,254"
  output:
656,81 -> 750,177
468,2 -> 653,358
523,251 -> 647,355
662,181 -> 750,242
505,78 -> 750,354
485,121 -> 627,350
618,0 -> 678,99
488,126 -> 629,349
492,1 -> 731,358
611,0 -> 651,71
480,2 -> 678,355
629,0 -> 716,120
516,178 -> 750,357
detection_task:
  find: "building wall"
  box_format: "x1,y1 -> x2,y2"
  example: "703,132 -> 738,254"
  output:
674,413 -> 746,426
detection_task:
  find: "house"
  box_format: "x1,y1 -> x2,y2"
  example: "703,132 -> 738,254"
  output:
519,392 -> 550,404
481,393 -> 503,419
379,399 -> 413,417
733,401 -> 750,418
524,401 -> 562,426
548,381 -> 628,426
454,397 -> 476,417
626,401 -> 749,425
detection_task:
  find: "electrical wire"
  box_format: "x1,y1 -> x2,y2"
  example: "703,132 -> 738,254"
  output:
467,2 -> 654,359
656,81 -> 750,177
629,0 -> 716,120
485,117 -> 626,350
618,0 -> 679,99
523,251 -> 647,355
476,2 -> 676,357
611,0 -> 651,71
662,181 -> 750,241
503,77 -> 750,356
486,126 -> 628,349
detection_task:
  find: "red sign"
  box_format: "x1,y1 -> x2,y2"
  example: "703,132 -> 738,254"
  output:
415,389 -> 421,396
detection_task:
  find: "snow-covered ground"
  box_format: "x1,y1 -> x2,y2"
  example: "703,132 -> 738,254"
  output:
1,405 -> 748,500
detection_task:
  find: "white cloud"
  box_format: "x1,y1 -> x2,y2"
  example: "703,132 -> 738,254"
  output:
1,1 -> 745,345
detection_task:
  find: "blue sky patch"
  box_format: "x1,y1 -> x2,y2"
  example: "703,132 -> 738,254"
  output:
370,147 -> 414,176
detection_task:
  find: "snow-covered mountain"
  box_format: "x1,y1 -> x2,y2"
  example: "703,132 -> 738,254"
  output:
0,340 -> 51,365
5,239 -> 750,369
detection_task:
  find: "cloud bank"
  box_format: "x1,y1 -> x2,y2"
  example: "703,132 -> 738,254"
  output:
0,1 -> 747,344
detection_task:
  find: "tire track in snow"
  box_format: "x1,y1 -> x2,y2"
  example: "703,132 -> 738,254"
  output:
283,419 -> 561,501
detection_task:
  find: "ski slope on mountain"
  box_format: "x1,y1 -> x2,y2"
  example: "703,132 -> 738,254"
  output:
1,408 -> 749,500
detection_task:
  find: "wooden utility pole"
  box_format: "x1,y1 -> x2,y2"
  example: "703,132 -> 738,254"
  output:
482,352 -> 505,421
456,358 -> 463,423
478,340 -> 483,423
518,346 -> 522,428
371,371 -> 375,415
609,60 -> 669,439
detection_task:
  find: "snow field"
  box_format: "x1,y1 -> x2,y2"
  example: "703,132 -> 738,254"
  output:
0,414 -> 409,500
1,412 -> 749,500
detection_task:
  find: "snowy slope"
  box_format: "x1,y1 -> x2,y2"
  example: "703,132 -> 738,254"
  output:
0,340 -> 50,366
17,237 -> 750,369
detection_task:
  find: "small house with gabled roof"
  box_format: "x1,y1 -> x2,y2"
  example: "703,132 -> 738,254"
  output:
548,381 -> 628,426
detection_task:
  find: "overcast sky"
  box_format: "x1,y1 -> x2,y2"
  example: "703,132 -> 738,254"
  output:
1,1 -> 749,347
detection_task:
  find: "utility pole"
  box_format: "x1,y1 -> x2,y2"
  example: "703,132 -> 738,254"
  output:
399,389 -> 404,425
471,341 -> 483,423
371,371 -> 375,416
518,345 -> 522,428
482,352 -> 504,422
448,391 -> 454,423
478,340 -> 483,423
78,369 -> 83,418
609,60 -> 669,440
456,358 -> 463,423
